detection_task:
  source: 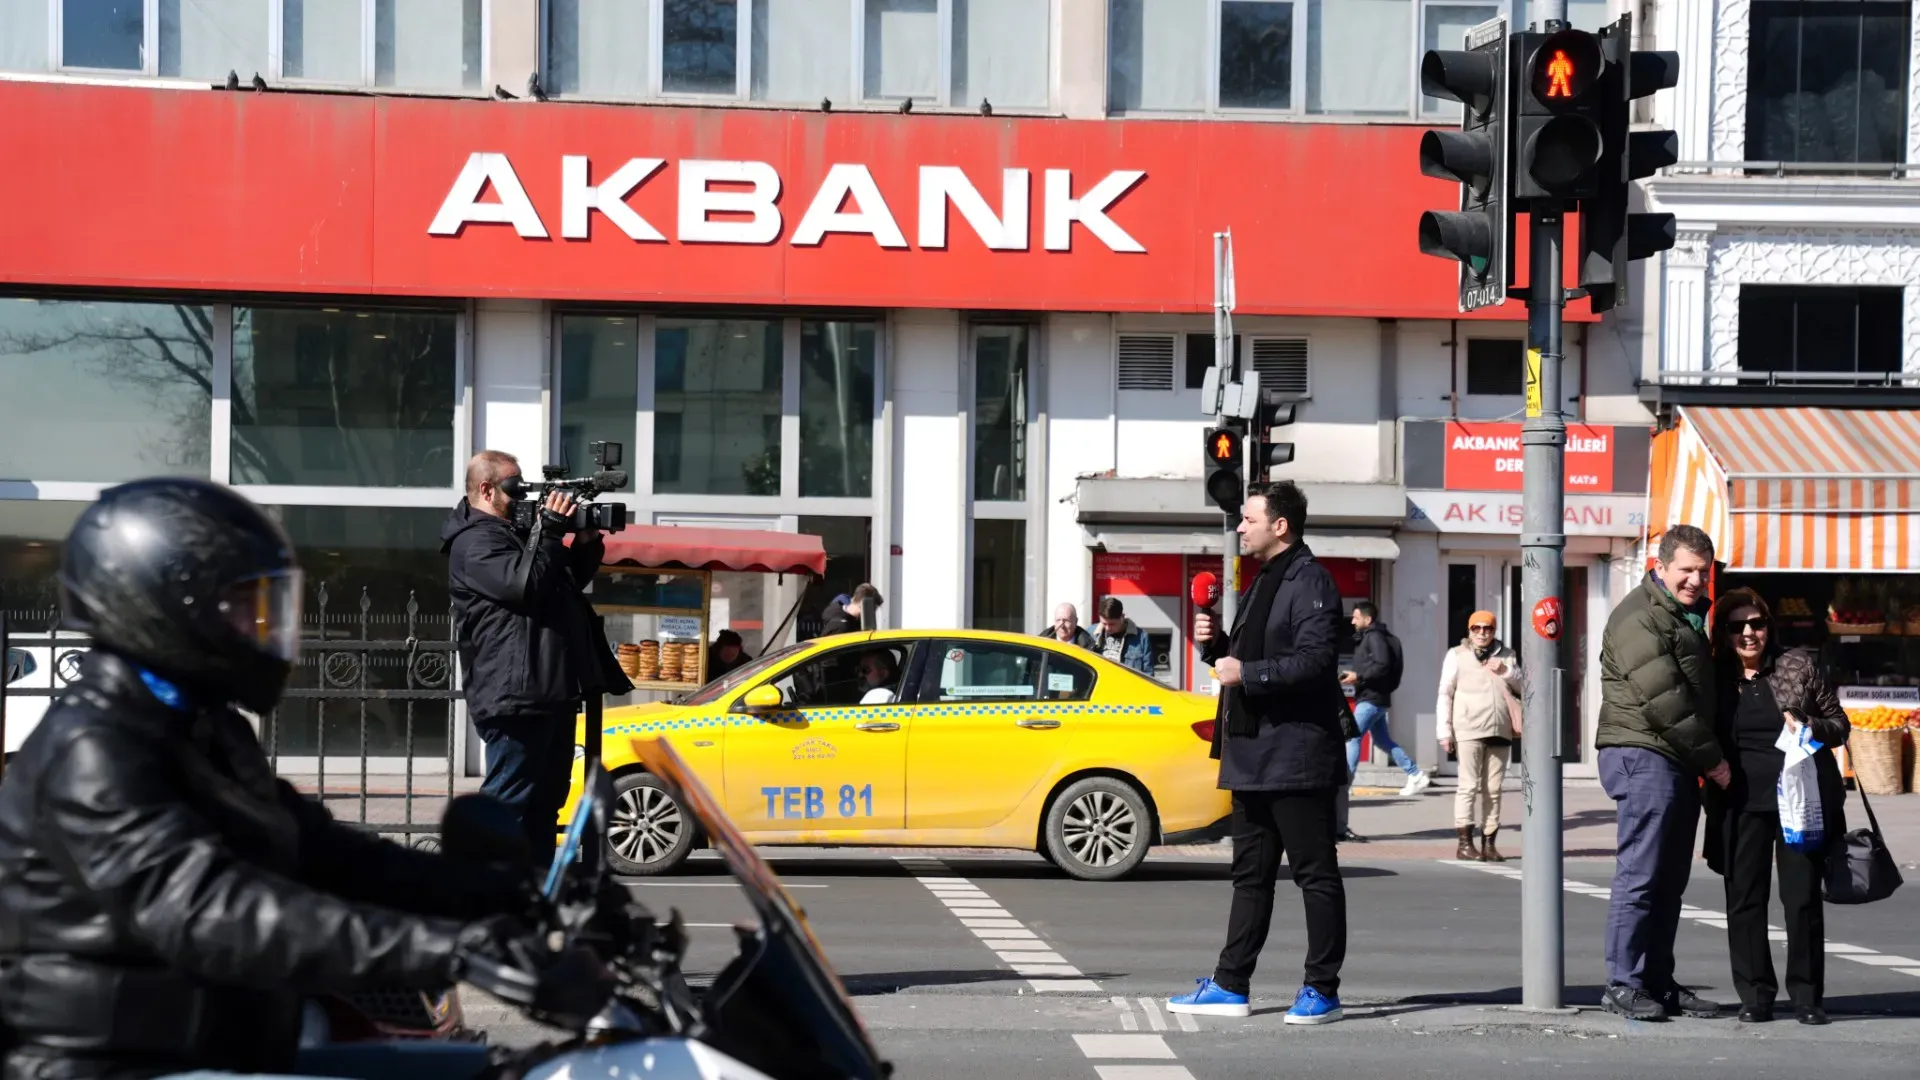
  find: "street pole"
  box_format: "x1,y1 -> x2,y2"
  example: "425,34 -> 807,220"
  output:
1520,209 -> 1568,1010
1214,231 -> 1239,628
1518,0 -> 1571,1019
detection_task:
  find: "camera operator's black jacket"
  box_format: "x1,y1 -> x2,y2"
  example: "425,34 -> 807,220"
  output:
0,651 -> 532,1080
441,500 -> 632,725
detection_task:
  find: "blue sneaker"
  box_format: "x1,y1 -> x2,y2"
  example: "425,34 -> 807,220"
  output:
1167,977 -> 1250,1018
1284,986 -> 1343,1025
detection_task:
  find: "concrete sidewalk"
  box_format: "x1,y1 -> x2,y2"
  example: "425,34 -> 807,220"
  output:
1217,773 -> 1920,865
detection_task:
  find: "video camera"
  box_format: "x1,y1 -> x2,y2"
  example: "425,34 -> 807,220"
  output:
507,441 -> 631,535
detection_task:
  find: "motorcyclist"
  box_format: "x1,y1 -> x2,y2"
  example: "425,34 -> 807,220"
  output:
0,478 -> 609,1080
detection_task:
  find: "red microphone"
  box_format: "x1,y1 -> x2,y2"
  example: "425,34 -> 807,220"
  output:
1190,571 -> 1220,612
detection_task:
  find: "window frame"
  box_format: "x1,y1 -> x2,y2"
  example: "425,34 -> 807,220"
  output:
1415,0 -> 1503,122
1742,0 -> 1913,167
47,0 -> 490,91
547,308 -> 888,515
541,0 -> 1049,110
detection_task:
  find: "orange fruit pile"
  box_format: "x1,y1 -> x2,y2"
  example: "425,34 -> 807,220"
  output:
1845,705 -> 1919,732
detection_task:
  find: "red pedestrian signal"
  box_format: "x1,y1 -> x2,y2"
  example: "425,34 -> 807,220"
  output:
1544,50 -> 1574,97
1208,429 -> 1239,463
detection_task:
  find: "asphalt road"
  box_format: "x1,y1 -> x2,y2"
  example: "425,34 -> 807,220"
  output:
467,842 -> 1920,1080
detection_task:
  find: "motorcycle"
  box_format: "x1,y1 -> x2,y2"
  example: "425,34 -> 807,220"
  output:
326,735 -> 892,1080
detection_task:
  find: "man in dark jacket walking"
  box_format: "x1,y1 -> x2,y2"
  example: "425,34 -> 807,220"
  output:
442,450 -> 631,866
1342,602 -> 1429,798
1167,481 -> 1348,1026
1596,523 -> 1730,1022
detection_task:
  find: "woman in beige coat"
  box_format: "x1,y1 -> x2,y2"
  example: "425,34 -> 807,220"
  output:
1436,611 -> 1523,861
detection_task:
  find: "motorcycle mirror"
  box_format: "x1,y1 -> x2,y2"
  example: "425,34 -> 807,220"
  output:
441,793 -> 535,866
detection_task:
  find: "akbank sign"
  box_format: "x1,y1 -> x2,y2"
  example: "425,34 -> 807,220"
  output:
427,153 -> 1149,254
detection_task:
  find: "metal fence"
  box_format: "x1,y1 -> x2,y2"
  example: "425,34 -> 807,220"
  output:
2,584 -> 464,847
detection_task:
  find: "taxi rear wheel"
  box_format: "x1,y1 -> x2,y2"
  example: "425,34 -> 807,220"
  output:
606,772 -> 695,876
1043,777 -> 1152,882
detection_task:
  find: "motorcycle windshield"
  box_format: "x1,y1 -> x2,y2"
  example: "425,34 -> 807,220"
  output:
628,737 -> 886,1080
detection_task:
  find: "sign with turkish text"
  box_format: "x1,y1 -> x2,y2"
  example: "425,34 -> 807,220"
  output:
0,82 -> 1597,320
1405,491 -> 1645,537
1443,422 -> 1617,493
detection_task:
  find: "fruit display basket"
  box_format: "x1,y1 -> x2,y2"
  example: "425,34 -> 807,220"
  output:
1840,686 -> 1919,795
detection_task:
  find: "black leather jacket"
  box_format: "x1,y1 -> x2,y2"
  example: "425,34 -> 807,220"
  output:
0,652 -> 529,1080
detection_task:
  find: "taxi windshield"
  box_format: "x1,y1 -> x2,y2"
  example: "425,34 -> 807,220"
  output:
682,641 -> 808,706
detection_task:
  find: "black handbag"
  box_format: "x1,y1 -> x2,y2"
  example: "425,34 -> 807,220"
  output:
1823,783 -> 1903,905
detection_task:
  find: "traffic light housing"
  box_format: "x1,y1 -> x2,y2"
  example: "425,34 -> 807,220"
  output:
1203,425 -> 1243,515
1417,17 -> 1511,313
1512,27 -> 1606,202
1579,14 -> 1679,313
1249,392 -> 1296,485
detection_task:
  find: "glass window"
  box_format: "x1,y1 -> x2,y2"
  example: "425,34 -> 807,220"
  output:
951,0 -> 1048,110
547,0 -> 650,97
972,326 -> 1028,502
653,318 -> 782,495
1465,338 -> 1524,395
1108,0 -> 1208,112
1307,0 -> 1409,116
921,638 -> 1039,702
0,1 -> 50,72
1219,0 -> 1295,110
799,320 -> 875,498
798,516 -> 873,639
1420,2 -> 1499,119
1038,648 -> 1096,701
63,0 -> 144,70
1738,285 -> 1904,376
374,0 -> 483,90
865,0 -> 939,101
263,505 -> 453,759
663,0 -> 739,95
0,500 -> 87,612
1747,1 -> 1910,166
159,0 -> 269,81
231,307 -> 458,488
772,642 -> 914,708
282,0 -> 364,82
970,519 -> 1025,634
752,0 -> 852,103
1183,332 -> 1240,390
0,298 -> 213,483
557,315 -> 638,492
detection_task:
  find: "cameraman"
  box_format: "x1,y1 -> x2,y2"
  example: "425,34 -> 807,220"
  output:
442,450 -> 630,867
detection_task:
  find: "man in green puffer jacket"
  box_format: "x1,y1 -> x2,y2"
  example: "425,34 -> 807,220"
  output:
1595,524 -> 1732,1023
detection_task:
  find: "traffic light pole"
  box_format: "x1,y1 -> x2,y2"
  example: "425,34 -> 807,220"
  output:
1214,231 -> 1239,630
1520,202 -> 1569,1014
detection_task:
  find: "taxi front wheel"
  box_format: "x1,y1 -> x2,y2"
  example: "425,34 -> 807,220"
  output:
605,772 -> 695,877
1043,777 -> 1152,882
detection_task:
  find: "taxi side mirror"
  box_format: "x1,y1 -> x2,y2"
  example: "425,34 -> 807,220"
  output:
741,684 -> 784,712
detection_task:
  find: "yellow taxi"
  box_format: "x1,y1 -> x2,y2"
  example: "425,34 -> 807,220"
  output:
562,629 -> 1231,881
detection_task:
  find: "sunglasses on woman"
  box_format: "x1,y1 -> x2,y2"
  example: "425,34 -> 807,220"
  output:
1724,616 -> 1768,633
1469,624 -> 1495,633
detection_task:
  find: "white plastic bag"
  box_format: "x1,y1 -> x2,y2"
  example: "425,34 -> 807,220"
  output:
1777,722 -> 1825,853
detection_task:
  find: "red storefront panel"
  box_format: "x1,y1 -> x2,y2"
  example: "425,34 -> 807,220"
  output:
0,82 -> 1592,320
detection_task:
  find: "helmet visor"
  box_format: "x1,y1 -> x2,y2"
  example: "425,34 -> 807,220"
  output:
217,570 -> 304,662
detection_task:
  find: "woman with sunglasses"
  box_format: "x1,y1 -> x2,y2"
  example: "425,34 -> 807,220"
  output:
1703,587 -> 1850,1025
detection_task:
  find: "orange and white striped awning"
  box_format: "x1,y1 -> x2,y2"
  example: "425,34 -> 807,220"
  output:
1649,406 -> 1920,572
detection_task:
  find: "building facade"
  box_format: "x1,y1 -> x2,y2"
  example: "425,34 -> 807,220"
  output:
2,0 -> 1657,777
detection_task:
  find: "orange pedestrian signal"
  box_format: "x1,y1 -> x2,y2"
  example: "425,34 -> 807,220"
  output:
1545,49 -> 1574,97
1209,430 -> 1238,461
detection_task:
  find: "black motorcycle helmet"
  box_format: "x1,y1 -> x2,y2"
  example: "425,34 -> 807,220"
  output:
59,478 -> 304,713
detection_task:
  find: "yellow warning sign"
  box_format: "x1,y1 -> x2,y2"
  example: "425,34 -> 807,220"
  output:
1525,347 -> 1543,418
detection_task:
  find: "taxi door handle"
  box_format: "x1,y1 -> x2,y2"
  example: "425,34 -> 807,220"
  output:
856,721 -> 900,732
1016,718 -> 1062,730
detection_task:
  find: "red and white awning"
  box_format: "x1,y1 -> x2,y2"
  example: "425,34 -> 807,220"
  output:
1650,406 -> 1920,572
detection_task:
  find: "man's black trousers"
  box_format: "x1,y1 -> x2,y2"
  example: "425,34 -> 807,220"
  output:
1211,788 -> 1347,998
476,713 -> 575,868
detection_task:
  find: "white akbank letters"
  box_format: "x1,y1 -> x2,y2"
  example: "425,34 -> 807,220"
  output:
427,152 -> 1146,254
